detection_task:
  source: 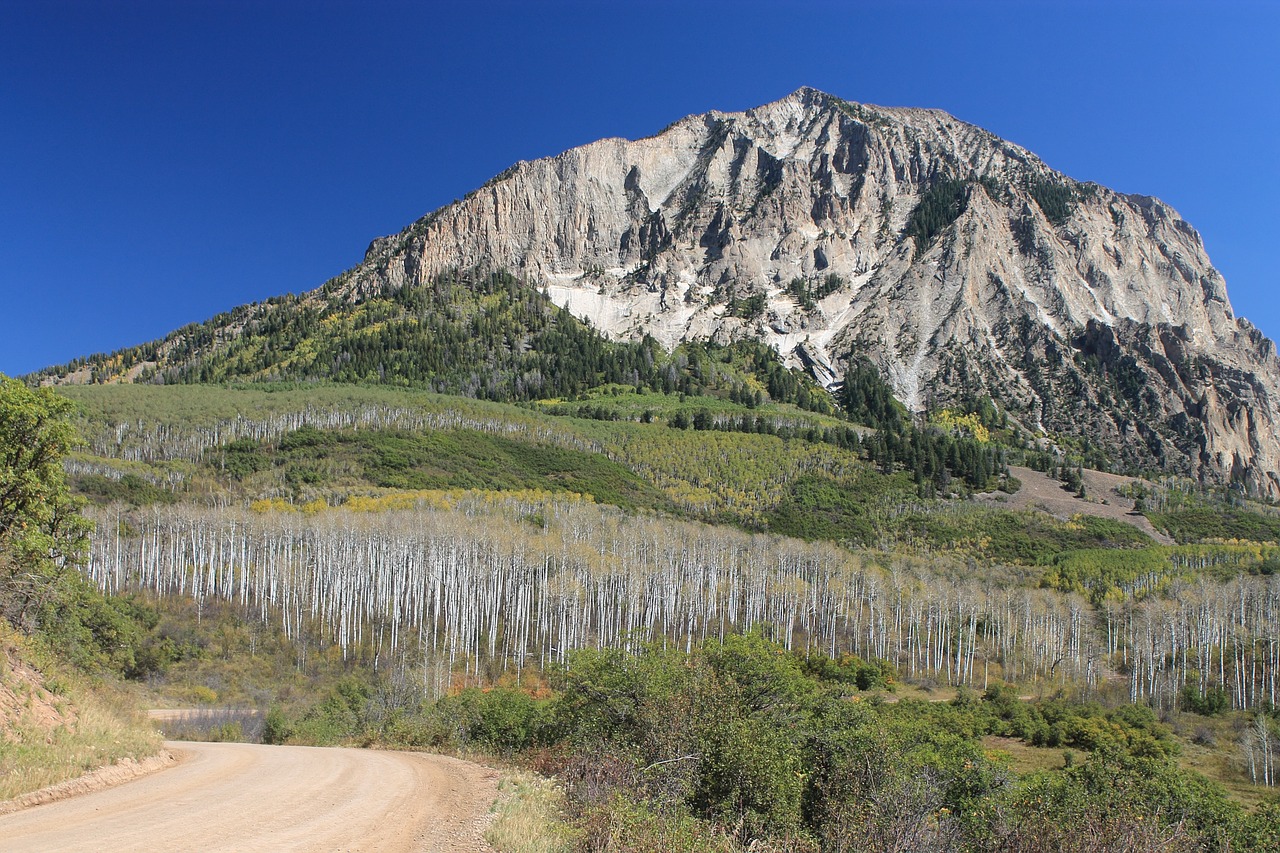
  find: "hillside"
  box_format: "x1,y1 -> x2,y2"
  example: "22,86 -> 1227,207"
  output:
57,381 -> 1280,673
0,378 -> 162,803
3,372 -> 1276,847
0,626 -> 161,806
38,88 -> 1280,497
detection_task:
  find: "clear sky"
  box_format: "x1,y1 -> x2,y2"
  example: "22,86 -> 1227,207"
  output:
2,0 -> 1276,376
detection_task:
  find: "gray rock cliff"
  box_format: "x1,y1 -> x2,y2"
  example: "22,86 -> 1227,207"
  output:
346,88 -> 1279,495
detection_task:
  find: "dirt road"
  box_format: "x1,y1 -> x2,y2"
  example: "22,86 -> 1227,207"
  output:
0,742 -> 500,852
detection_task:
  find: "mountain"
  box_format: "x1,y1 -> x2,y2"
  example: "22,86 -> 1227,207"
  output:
41,88 -> 1280,497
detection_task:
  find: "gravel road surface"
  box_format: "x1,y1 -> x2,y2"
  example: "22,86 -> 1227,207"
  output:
0,741 -> 499,852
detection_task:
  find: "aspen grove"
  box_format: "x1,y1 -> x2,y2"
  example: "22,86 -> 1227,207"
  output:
84,494 -> 1280,712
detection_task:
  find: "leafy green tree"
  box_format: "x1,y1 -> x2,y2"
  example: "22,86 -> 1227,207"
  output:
0,375 -> 92,633
0,376 -> 156,674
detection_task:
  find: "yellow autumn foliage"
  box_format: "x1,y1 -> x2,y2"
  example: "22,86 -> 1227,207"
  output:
932,409 -> 990,443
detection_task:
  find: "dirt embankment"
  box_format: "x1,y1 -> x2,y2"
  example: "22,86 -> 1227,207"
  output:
0,741 -> 501,852
0,640 -> 75,745
0,750 -> 178,816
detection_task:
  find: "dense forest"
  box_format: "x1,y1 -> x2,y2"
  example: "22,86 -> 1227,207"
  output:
84,495 -> 1280,713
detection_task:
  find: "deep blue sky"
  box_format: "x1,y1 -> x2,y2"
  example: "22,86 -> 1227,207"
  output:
2,1 -> 1276,376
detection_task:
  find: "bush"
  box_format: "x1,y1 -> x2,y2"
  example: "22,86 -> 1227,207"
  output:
438,687 -> 547,755
976,745 -> 1243,852
262,705 -> 293,744
576,795 -> 738,853
287,677 -> 372,745
1179,683 -> 1231,716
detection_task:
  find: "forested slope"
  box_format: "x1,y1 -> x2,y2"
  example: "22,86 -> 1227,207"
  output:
13,86 -> 1280,848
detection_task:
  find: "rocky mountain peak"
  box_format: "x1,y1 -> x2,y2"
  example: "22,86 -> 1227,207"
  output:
350,88 -> 1279,495
48,89 -> 1280,496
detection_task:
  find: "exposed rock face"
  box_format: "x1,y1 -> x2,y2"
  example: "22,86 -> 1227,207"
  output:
46,88 -> 1279,496
343,88 -> 1278,495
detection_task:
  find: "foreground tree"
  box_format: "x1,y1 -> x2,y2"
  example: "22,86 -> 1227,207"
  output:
0,374 -> 109,661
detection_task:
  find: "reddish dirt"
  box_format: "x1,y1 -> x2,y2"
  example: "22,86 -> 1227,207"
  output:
0,741 -> 501,852
0,642 -> 75,744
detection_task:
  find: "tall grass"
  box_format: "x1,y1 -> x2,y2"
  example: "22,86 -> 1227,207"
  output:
0,625 -> 162,799
0,678 -> 161,801
486,771 -> 575,853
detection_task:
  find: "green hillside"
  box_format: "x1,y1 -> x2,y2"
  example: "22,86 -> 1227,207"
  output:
6,349 -> 1279,847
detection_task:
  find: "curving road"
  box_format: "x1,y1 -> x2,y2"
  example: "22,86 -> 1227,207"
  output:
0,742 -> 500,852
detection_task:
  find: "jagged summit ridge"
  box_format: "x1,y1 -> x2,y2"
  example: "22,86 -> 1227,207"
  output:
366,88 -> 1235,347
47,89 -> 1280,496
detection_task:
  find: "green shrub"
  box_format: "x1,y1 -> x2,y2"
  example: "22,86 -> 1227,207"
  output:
576,795 -> 737,853
1179,683 -> 1231,716
262,705 -> 293,744
438,687 -> 547,755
